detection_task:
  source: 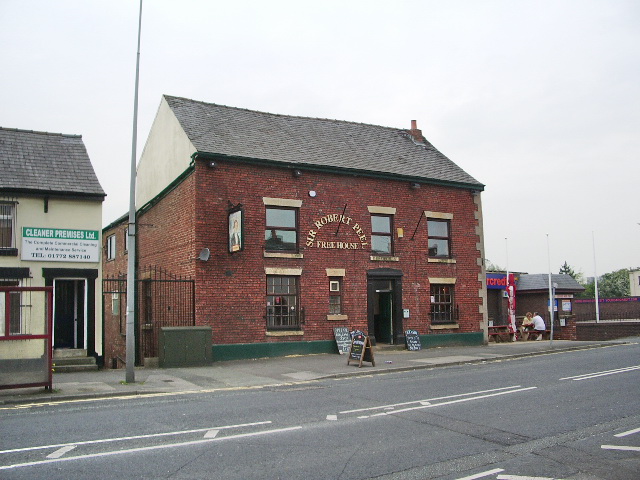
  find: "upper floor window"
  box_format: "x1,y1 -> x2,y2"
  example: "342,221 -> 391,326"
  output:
265,207 -> 298,252
0,202 -> 16,251
427,218 -> 451,258
124,228 -> 129,253
371,214 -> 393,255
106,234 -> 116,260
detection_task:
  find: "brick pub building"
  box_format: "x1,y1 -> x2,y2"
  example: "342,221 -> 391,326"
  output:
103,95 -> 487,366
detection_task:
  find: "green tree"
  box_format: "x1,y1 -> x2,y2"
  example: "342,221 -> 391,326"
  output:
578,268 -> 633,299
559,261 -> 584,283
485,259 -> 504,272
598,269 -> 631,298
559,261 -> 576,278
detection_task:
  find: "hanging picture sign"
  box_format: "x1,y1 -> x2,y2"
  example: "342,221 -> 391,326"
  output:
228,207 -> 244,253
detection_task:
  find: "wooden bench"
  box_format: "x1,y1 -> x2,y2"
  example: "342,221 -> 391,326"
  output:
488,325 -> 513,342
519,329 -> 550,341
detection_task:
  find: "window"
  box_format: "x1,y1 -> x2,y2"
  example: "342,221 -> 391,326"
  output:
430,284 -> 457,324
124,228 -> 129,253
427,219 -> 451,258
329,278 -> 342,315
106,234 -> 116,260
265,207 -> 298,252
0,202 -> 16,252
266,276 -> 300,329
371,214 -> 393,255
0,280 -> 22,335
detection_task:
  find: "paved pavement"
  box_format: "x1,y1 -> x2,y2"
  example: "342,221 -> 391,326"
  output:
1,338 -> 636,406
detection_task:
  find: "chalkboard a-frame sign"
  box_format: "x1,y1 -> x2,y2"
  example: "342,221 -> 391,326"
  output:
333,327 -> 351,355
347,334 -> 375,367
405,329 -> 422,351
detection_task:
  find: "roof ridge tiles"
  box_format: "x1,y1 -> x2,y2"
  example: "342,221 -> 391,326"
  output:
0,126 -> 82,139
163,94 -> 405,132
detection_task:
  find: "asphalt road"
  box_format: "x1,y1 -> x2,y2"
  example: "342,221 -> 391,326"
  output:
1,342 -> 639,479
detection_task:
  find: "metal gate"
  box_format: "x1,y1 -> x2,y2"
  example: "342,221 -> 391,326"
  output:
103,266 -> 195,366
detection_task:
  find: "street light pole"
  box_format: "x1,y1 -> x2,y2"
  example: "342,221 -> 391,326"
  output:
592,231 -> 600,323
125,0 -> 143,384
546,234 -> 553,340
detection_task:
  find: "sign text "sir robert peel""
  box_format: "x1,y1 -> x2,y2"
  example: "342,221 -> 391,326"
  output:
306,213 -> 368,249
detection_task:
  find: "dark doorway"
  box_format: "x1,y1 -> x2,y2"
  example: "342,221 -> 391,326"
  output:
54,279 -> 85,349
367,269 -> 403,345
374,289 -> 393,343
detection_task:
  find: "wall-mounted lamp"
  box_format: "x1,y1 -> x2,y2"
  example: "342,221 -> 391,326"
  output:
208,160 -> 217,169
197,248 -> 210,261
293,169 -> 302,178
410,182 -> 420,189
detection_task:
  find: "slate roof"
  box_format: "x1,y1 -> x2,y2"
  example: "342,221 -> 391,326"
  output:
0,127 -> 105,198
517,274 -> 585,292
164,95 -> 484,189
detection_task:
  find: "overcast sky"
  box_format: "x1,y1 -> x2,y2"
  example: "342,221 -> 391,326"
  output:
1,0 -> 639,277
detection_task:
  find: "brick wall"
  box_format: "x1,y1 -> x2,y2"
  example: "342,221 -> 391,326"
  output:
102,220 -> 129,368
576,322 -> 640,340
104,158 -> 485,359
189,159 -> 483,344
573,297 -> 640,320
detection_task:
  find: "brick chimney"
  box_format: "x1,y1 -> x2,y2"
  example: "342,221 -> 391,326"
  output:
409,120 -> 425,143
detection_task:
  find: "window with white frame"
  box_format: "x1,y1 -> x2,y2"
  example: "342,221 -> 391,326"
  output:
107,234 -> 116,260
124,228 -> 129,253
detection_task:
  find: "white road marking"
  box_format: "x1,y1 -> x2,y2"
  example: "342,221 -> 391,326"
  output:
203,429 -> 219,439
0,421 -> 271,455
497,475 -> 559,479
46,445 -> 76,459
454,468 -> 504,479
339,386 -> 526,415
326,415 -> 337,421
559,365 -> 640,381
0,426 -> 303,470
615,426 -> 640,437
602,444 -> 640,452
367,387 -> 536,417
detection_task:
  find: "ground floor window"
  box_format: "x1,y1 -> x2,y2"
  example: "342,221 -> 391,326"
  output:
266,276 -> 300,329
430,284 -> 457,324
0,280 -> 22,335
329,277 -> 342,315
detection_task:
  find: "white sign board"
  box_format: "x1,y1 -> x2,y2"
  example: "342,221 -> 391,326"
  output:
21,227 -> 100,263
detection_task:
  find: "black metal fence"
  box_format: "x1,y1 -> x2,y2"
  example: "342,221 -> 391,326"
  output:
103,266 -> 195,365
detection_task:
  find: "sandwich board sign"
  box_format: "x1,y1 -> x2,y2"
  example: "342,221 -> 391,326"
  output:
347,333 -> 375,367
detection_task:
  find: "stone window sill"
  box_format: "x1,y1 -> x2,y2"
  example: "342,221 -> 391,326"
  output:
430,323 -> 459,330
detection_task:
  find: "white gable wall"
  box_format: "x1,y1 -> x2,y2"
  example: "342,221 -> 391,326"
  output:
136,97 -> 196,208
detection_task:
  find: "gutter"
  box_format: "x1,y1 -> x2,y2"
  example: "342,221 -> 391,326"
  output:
191,151 -> 485,192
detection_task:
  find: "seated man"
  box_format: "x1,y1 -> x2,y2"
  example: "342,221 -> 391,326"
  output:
530,312 -> 546,340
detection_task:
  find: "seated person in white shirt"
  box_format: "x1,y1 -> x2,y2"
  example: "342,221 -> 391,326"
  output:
530,312 -> 546,340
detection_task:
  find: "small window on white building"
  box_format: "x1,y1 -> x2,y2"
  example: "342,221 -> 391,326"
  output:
0,202 -> 16,251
